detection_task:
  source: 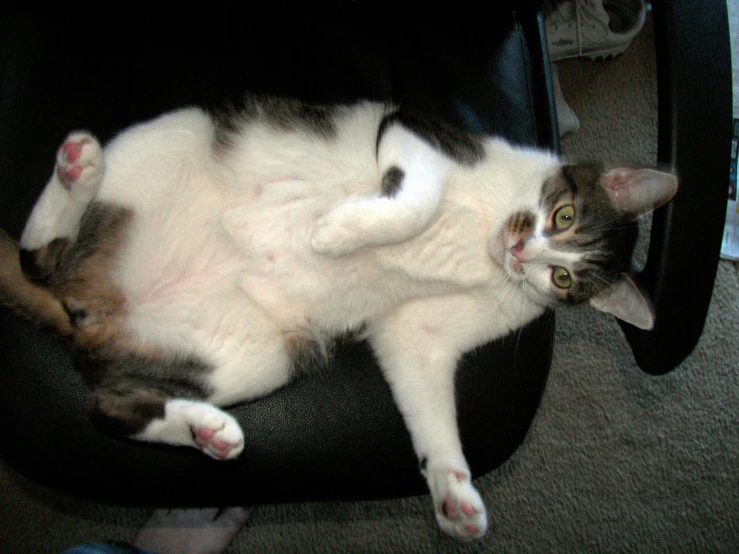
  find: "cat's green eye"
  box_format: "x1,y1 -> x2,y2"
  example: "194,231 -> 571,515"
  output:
552,267 -> 572,289
554,204 -> 575,230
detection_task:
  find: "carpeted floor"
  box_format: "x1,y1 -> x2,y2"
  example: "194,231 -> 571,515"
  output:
1,7 -> 738,554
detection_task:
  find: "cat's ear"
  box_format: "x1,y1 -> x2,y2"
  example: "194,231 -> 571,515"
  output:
601,168 -> 678,218
589,274 -> 654,330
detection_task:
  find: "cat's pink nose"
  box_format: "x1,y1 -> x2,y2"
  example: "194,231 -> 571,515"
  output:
510,241 -> 526,262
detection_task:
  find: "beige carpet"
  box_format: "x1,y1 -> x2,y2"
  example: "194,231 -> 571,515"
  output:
1,11 -> 738,554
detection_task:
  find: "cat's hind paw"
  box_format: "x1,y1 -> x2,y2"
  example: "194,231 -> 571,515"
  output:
137,400 -> 245,461
191,419 -> 244,461
188,407 -> 244,460
56,132 -> 104,200
427,467 -> 488,540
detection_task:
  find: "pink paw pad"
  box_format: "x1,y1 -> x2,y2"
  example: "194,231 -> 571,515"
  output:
442,497 -> 459,520
57,138 -> 92,190
191,426 -> 238,460
464,524 -> 479,536
58,166 -> 83,188
461,502 -> 477,516
441,498 -> 479,521
61,141 -> 86,164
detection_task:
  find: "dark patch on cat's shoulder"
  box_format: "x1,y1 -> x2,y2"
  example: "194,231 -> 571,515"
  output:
259,95 -> 339,138
211,94 -> 341,155
381,166 -> 405,197
211,100 -> 248,153
378,111 -> 485,166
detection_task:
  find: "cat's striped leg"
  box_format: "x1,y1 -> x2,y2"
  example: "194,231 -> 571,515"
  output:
20,132 -> 104,250
89,330 -> 296,460
311,124 -> 451,256
92,388 -> 245,461
135,399 -> 245,460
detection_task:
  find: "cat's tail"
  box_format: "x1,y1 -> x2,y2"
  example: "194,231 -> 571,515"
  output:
0,230 -> 75,337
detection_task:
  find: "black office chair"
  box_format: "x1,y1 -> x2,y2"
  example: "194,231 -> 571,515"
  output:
0,0 -> 730,506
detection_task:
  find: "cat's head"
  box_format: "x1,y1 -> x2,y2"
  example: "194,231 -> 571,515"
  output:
489,164 -> 678,329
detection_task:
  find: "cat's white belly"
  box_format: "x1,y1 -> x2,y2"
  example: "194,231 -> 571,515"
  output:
91,105 -> 538,399
112,177 -> 500,365
103,173 -> 374,367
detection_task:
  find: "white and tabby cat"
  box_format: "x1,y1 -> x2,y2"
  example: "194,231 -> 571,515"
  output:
0,96 -> 676,540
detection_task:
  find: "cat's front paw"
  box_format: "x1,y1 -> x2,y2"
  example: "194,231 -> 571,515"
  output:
427,466 -> 488,540
56,132 -> 104,199
311,208 -> 368,257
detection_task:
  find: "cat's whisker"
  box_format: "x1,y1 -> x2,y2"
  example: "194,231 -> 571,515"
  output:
512,280 -> 529,365
588,272 -> 613,288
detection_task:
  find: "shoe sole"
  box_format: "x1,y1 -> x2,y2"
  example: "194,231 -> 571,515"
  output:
551,44 -> 632,62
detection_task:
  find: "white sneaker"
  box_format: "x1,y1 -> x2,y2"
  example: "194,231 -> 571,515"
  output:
550,64 -> 580,136
546,0 -> 647,62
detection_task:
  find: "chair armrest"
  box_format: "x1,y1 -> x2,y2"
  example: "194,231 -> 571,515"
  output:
620,0 -> 733,374
518,6 -> 562,153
